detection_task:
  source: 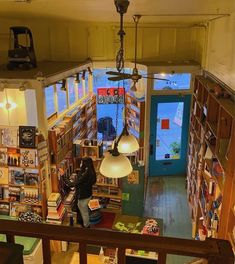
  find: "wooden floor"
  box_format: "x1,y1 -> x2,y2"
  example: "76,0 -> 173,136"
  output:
52,175 -> 194,264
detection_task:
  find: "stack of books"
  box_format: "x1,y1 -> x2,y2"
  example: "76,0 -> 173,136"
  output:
46,193 -> 66,225
63,191 -> 75,214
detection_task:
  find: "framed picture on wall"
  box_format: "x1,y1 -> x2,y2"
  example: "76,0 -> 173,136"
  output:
19,126 -> 36,149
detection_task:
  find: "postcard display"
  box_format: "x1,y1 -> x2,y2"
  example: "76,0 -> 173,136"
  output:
0,126 -> 49,220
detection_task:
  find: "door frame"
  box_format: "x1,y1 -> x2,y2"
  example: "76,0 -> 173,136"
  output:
149,94 -> 191,176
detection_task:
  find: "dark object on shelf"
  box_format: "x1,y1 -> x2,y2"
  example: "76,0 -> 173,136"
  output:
19,126 -> 36,148
0,241 -> 24,264
7,26 -> 37,70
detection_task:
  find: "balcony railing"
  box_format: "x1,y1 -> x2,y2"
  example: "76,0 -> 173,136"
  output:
0,219 -> 234,264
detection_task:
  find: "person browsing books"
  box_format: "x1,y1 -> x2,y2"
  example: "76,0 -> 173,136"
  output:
62,157 -> 96,228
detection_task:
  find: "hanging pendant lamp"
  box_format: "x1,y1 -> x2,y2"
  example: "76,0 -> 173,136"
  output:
117,124 -> 139,153
99,141 -> 132,178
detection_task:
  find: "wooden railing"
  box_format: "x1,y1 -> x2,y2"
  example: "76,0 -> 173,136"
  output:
0,219 -> 234,264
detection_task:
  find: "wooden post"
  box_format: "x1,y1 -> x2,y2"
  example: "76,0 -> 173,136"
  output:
158,252 -> 167,264
117,248 -> 126,264
42,238 -> 51,264
6,234 -> 15,243
79,242 -> 87,264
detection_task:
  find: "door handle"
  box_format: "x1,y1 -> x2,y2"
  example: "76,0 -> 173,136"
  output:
149,144 -> 153,155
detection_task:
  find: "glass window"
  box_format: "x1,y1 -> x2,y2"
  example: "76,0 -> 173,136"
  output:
155,102 -> 184,160
153,73 -> 191,90
45,85 -> 55,117
68,77 -> 76,105
85,72 -> 89,95
56,83 -> 67,113
77,81 -> 83,99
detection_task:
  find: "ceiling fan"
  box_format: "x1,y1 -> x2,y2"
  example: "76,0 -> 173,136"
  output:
106,4 -> 169,91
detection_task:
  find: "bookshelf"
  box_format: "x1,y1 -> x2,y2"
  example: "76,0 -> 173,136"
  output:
48,94 -> 98,193
0,128 -> 49,220
187,75 -> 235,244
125,93 -> 145,163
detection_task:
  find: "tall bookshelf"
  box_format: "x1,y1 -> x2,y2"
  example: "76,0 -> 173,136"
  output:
48,93 -> 97,193
125,93 -> 145,163
187,75 -> 235,247
0,128 -> 49,220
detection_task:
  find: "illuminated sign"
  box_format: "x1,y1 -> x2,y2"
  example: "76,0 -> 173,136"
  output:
97,88 -> 124,104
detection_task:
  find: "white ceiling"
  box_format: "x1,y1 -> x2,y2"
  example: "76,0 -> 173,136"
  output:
0,0 -> 234,24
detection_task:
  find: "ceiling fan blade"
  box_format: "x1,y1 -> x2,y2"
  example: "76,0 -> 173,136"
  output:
143,76 -> 169,81
106,71 -> 121,75
108,76 -> 130,81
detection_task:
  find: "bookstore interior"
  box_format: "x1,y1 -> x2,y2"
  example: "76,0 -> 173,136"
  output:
0,1 -> 235,263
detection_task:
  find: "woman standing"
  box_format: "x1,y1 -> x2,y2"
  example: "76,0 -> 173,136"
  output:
63,157 -> 96,228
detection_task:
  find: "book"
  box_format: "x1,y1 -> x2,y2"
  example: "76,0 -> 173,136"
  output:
9,167 -> 24,185
20,149 -> 38,168
0,167 -> 9,185
0,148 -> 7,166
88,199 -> 100,210
24,169 -> 39,186
10,202 -> 30,218
9,186 -> 21,202
211,159 -> 224,177
1,127 -> 18,147
0,203 -> 9,215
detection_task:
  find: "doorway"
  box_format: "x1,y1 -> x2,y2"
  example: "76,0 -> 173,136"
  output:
149,95 -> 191,176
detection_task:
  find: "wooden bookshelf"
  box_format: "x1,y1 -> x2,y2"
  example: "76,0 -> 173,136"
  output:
125,93 -> 145,163
0,131 -> 49,220
187,75 -> 235,241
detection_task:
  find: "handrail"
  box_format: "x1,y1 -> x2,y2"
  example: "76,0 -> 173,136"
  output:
0,219 -> 233,264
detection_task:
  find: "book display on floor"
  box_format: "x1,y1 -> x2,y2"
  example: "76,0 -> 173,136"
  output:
187,75 -> 235,246
0,126 -> 49,220
46,192 -> 66,225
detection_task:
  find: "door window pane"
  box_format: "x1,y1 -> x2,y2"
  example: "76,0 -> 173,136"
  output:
154,73 -> 191,90
56,83 -> 67,113
45,85 -> 55,117
77,81 -> 83,99
68,77 -> 76,105
155,102 -> 184,160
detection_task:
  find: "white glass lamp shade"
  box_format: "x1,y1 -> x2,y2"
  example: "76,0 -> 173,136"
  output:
117,134 -> 139,153
99,153 -> 133,178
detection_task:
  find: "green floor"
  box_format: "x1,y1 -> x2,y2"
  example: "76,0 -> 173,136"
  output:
144,175 -> 194,264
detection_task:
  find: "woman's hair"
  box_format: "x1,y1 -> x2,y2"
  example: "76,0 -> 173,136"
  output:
81,157 -> 96,176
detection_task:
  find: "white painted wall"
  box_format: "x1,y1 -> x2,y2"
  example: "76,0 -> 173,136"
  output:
205,5 -> 235,91
0,18 -> 205,65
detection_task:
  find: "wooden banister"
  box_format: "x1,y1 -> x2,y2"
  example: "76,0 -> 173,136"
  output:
0,219 -> 233,264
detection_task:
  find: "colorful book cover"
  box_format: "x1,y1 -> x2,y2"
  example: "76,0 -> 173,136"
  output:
0,148 -> 7,166
10,202 -> 29,218
0,167 -> 9,185
0,203 -> 9,215
24,168 -> 39,186
1,127 -> 18,147
20,149 -> 38,168
9,167 -> 24,185
9,186 -> 21,202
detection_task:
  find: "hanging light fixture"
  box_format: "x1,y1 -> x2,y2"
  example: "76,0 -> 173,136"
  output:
99,0 -> 133,178
116,88 -> 139,153
100,141 -> 133,178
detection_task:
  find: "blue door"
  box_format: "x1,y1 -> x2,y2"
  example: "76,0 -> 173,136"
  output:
149,95 -> 191,176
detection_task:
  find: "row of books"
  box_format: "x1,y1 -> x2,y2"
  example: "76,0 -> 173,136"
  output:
96,175 -> 119,186
0,167 -> 39,186
0,186 -> 40,204
0,148 -> 38,168
0,202 -> 42,218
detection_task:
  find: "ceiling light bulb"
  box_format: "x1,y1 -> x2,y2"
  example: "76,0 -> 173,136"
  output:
99,152 -> 132,178
130,82 -> 137,92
